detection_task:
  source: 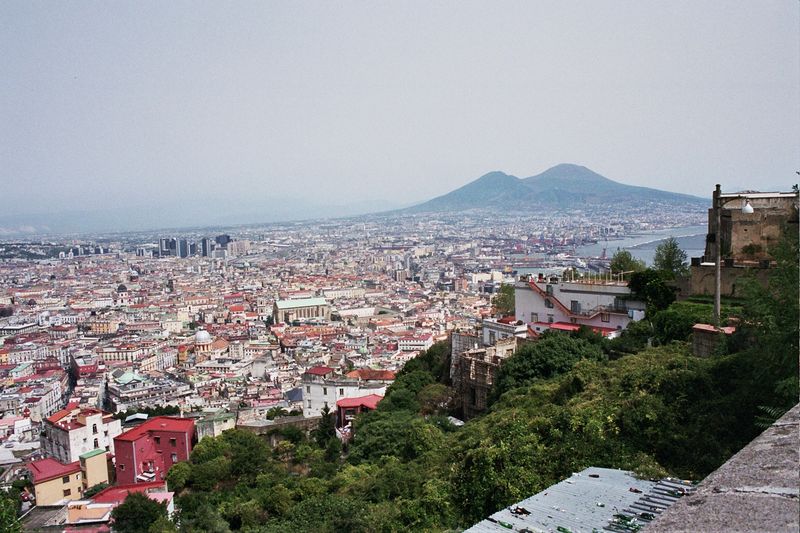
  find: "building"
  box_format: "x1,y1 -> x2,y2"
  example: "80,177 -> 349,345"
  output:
273,297 -> 331,323
41,406 -> 122,463
690,187 -> 799,297
336,394 -> 382,428
27,458 -> 84,506
113,416 -> 195,485
453,337 -> 521,420
515,275 -> 644,333
398,334 -> 434,352
301,366 -> 392,418
196,411 -> 236,440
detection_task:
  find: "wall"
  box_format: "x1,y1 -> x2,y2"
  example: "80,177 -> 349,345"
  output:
34,471 -> 83,506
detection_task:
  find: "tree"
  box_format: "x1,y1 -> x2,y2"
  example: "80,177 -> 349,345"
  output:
628,269 -> 676,313
0,492 -> 21,533
491,333 -> 605,404
493,283 -> 515,317
111,492 -> 169,533
653,237 -> 688,278
312,404 -> 336,448
610,249 -> 645,274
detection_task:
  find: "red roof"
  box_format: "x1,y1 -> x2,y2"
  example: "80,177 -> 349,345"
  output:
336,394 -> 383,410
304,366 -> 335,376
497,315 -> 517,324
114,416 -> 194,442
28,458 -> 81,484
92,481 -> 167,504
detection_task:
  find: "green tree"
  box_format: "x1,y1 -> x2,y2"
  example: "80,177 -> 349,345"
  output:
0,492 -> 21,533
491,333 -> 604,403
610,249 -> 645,274
312,404 -> 336,448
493,283 -> 515,316
628,268 -> 676,313
653,237 -> 688,278
166,461 -> 191,493
111,492 -> 169,533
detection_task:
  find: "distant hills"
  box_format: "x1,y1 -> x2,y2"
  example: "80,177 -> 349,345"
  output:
401,164 -> 707,213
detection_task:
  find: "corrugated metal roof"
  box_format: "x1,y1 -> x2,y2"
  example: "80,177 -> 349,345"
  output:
465,467 -> 694,533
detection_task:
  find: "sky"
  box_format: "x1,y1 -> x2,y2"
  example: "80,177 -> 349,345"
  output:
1,1 -> 798,231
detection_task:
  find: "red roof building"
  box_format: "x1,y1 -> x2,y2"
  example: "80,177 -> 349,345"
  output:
336,394 -> 383,428
113,417 -> 194,485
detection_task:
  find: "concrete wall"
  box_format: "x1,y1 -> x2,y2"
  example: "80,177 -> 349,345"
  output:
648,403 -> 799,533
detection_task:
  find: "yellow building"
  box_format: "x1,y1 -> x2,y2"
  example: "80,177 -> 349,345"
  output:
80,448 -> 109,491
28,458 -> 84,506
28,448 -> 109,506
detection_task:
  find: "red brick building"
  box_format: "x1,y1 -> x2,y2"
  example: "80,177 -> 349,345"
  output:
113,417 -> 195,485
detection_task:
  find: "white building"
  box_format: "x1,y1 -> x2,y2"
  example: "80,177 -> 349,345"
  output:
41,407 -> 122,463
515,276 -> 645,333
398,334 -> 434,352
301,366 -> 390,418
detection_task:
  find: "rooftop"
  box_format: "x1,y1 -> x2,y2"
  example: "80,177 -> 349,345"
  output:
336,394 -> 383,410
28,457 -> 81,484
274,297 -> 328,310
466,467 -> 693,533
114,416 -> 194,442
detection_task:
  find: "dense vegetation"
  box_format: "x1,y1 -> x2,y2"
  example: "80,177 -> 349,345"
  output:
154,233 -> 797,532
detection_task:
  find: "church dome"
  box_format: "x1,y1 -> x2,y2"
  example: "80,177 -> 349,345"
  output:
195,329 -> 212,345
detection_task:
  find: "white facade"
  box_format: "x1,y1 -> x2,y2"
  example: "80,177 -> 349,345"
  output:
41,409 -> 122,463
515,278 -> 643,332
301,371 -> 388,418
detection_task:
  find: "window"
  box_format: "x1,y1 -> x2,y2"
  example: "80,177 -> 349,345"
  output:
570,300 -> 580,314
93,439 -> 99,448
323,387 -> 328,395
546,284 -> 553,295
171,453 -> 178,463
544,299 -> 554,309
154,436 -> 160,445
170,438 -> 176,447
120,464 -> 125,471
547,314 -> 554,323
339,388 -> 344,396
530,313 -> 538,323
489,331 -> 496,344
306,386 -> 310,393
601,313 -> 610,323
307,400 -> 312,408
62,476 -> 70,483
92,424 -> 98,434
63,489 -> 71,497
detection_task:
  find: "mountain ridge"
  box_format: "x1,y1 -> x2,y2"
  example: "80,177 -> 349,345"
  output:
401,164 -> 706,213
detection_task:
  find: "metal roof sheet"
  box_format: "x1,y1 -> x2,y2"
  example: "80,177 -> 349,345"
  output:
465,467 -> 694,533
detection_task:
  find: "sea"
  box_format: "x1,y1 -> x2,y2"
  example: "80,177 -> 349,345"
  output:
576,224 -> 707,266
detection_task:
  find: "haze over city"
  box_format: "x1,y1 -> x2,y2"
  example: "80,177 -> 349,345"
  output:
2,1 -> 798,233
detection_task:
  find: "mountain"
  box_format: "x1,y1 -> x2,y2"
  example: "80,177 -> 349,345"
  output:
403,164 -> 707,213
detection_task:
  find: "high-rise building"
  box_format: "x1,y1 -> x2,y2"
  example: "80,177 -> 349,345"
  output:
200,238 -> 213,257
176,239 -> 190,258
215,234 -> 231,248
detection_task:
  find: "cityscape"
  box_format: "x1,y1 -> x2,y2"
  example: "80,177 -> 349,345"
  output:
1,2 -> 798,533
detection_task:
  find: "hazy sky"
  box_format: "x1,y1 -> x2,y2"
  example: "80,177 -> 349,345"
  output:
2,1 -> 798,221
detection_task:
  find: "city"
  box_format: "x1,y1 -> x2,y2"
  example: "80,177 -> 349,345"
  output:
1,2 -> 798,532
